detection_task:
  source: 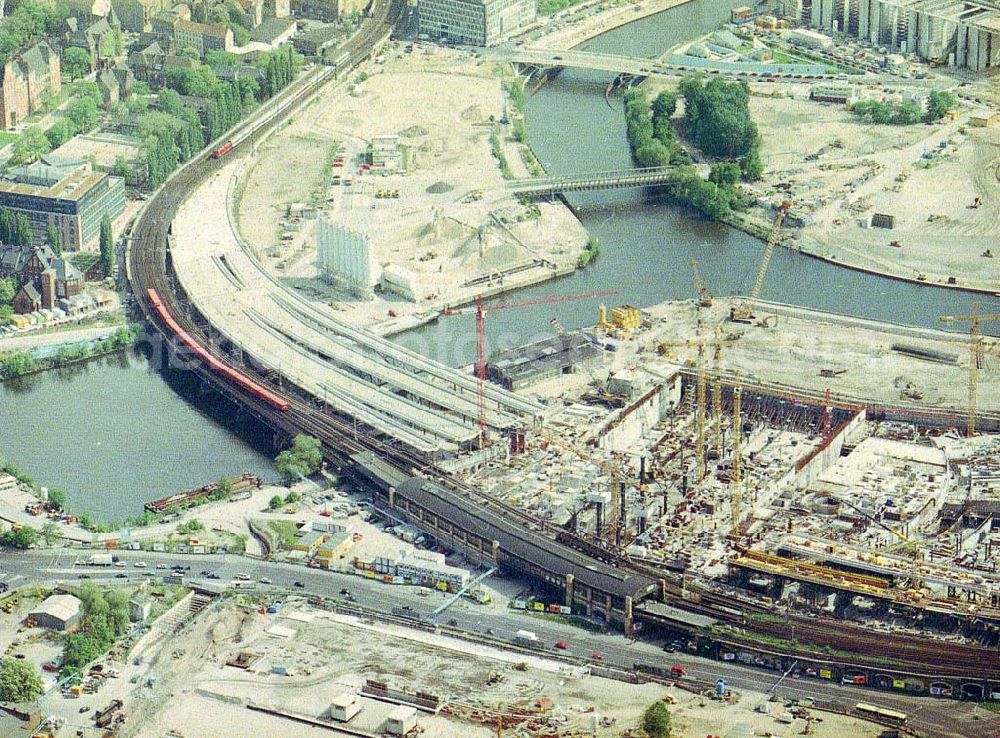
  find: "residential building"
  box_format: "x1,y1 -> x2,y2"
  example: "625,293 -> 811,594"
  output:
249,17 -> 298,48
417,0 -> 536,47
0,243 -> 55,285
265,0 -> 292,18
0,41 -> 61,130
113,0 -> 172,33
174,19 -> 234,57
64,16 -> 117,71
11,282 -> 41,315
97,68 -> 121,106
29,594 -> 82,631
294,0 -> 340,22
127,39 -> 167,82
0,158 -> 126,251
235,0 -> 265,28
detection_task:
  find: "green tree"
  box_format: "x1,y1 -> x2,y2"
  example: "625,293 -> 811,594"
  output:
268,494 -> 283,511
157,87 -> 184,116
66,95 -> 99,130
47,487 -> 67,511
0,658 -> 43,702
0,305 -> 12,326
45,117 -> 78,149
274,434 -> 322,484
61,46 -> 90,79
45,224 -> 61,255
709,162 -> 740,186
99,213 -> 114,277
512,118 -> 527,143
11,126 -> 51,164
651,89 -> 677,120
741,147 -> 764,181
641,701 -> 671,738
285,490 -> 301,503
0,277 -> 14,306
925,90 -> 956,121
40,521 -> 61,545
0,526 -> 38,549
892,101 -> 921,125
112,154 -> 133,181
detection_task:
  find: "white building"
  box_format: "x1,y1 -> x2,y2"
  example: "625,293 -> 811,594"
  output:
385,705 -> 418,736
316,220 -> 381,299
330,693 -> 361,722
787,28 -> 835,49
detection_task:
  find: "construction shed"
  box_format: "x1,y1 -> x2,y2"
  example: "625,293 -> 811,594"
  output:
29,593 -> 81,631
385,704 -> 418,735
486,334 -> 603,390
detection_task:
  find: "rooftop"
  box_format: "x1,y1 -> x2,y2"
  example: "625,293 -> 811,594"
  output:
31,593 -> 81,622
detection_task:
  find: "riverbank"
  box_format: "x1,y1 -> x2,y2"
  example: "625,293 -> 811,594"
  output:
526,0 -> 704,50
0,325 -> 139,381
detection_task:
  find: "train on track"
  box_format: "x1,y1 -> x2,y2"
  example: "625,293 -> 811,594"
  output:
146,288 -> 289,412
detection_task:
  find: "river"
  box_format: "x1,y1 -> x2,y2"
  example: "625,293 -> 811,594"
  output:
0,348 -> 277,523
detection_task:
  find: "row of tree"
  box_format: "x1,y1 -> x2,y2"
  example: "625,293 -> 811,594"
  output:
0,277 -> 14,327
852,90 -> 956,126
0,207 -> 33,249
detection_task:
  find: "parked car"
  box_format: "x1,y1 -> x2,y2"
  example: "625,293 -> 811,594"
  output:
293,581 -> 305,588
670,665 -> 687,678
591,651 -> 605,661
134,562 -> 147,568
554,641 -> 569,650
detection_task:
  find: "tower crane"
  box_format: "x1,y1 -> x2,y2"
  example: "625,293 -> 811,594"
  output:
730,200 -> 791,323
690,258 -> 713,308
443,289 -> 617,447
939,302 -> 1000,437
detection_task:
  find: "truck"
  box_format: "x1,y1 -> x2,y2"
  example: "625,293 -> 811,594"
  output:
515,630 -> 539,647
88,554 -> 115,567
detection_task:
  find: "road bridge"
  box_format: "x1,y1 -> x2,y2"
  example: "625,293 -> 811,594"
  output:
507,166 -> 684,196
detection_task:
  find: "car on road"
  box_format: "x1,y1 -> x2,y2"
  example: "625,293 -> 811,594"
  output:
134,562 -> 146,568
207,573 -> 220,579
661,643 -> 675,652
115,573 -> 127,579
114,561 -> 126,568
260,577 -> 272,584
156,564 -> 167,570
78,706 -> 90,713
199,570 -> 210,576
670,665 -> 687,678
235,573 -> 250,581
340,588 -> 351,596
554,641 -> 569,650
591,651 -> 605,661
293,581 -> 305,588
78,573 -> 90,579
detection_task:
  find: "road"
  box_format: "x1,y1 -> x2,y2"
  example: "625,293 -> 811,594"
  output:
4,548 -> 997,738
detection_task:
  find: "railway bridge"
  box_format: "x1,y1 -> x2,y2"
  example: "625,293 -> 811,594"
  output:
507,166 -> 685,196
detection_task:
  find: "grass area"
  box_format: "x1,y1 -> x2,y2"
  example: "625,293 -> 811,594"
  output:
0,130 -> 18,148
537,0 -> 589,15
526,611 -> 607,633
266,520 -> 299,549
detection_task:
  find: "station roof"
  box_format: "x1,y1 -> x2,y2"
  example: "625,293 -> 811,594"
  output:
638,602 -> 718,629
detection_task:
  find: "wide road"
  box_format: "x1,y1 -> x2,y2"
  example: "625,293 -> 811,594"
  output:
5,548 -> 996,738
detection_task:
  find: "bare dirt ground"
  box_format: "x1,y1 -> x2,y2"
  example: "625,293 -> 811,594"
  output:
125,600 -> 885,738
236,46 -> 588,332
750,93 -> 1000,289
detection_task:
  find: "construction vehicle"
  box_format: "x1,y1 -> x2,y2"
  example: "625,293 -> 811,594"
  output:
940,302 -> 1000,436
819,368 -> 847,378
730,201 -> 790,323
970,196 -> 982,209
890,240 -> 903,248
690,258 -> 713,307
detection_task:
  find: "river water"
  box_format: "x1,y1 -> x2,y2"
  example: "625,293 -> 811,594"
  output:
0,0 -> 994,519
0,348 -> 276,523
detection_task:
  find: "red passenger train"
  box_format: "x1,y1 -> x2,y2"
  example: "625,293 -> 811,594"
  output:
210,141 -> 233,159
146,288 -> 289,412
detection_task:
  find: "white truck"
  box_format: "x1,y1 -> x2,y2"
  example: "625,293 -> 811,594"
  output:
515,630 -> 539,647
88,554 -> 115,567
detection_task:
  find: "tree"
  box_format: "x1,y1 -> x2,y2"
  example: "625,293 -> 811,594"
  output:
11,126 -> 51,165
40,521 -> 61,546
926,90 -> 956,121
651,89 -> 677,120
268,494 -> 283,511
0,526 -> 38,549
61,46 -> 90,79
709,162 -> 740,186
741,147 -> 764,182
112,154 -> 133,181
0,658 -> 43,702
67,95 -> 100,131
0,277 -> 14,306
47,487 -> 67,511
45,117 -> 78,149
641,701 -> 671,738
99,213 -> 113,277
157,88 -> 183,116
274,434 -> 323,484
892,101 -> 921,125
0,305 -> 12,326
46,224 -> 61,255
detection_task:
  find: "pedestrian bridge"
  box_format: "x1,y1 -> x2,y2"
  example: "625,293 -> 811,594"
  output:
507,167 -> 683,196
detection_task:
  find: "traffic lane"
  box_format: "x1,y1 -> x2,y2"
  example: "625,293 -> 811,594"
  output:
10,551 -> 999,736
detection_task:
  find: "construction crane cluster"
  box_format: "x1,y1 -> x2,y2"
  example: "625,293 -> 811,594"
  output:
939,301 -> 1000,437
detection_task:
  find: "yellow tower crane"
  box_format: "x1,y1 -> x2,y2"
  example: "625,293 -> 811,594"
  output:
690,258 -> 713,308
731,377 -> 743,535
939,302 -> 1000,437
731,201 -> 791,323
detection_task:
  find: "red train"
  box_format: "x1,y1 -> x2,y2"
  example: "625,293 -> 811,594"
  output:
211,141 -> 233,159
146,288 -> 289,412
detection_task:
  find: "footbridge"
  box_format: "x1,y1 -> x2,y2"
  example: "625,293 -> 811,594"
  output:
507,166 -> 684,196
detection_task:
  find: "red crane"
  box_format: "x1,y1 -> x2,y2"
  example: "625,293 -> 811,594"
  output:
443,289 -> 618,447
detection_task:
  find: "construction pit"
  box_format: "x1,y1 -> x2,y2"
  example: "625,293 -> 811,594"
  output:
459,295 -> 1000,645
124,598 -> 886,738
236,45 -> 588,332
